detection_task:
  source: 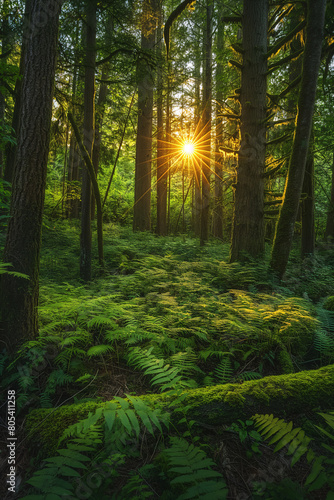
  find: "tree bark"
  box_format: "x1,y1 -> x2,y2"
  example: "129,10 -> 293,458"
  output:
213,3 -> 225,240
301,129 -> 315,257
200,0 -> 213,246
325,150 -> 334,241
230,0 -> 268,262
0,0 -> 61,350
80,0 -> 96,281
156,1 -> 168,236
133,0 -> 156,232
270,0 -> 326,279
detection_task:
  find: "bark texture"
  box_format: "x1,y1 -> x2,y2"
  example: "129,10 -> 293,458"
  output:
200,0 -> 213,246
156,1 -> 168,236
0,0 -> 61,349
230,0 -> 268,261
80,0 -> 96,281
325,151 -> 334,241
133,0 -> 156,231
270,0 -> 326,278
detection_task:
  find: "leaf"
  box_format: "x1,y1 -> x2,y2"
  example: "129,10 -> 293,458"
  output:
104,409 -> 116,432
57,449 -> 90,462
117,409 -> 132,434
137,410 -> 154,435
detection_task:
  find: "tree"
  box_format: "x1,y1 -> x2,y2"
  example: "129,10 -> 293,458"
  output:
156,0 -> 168,236
80,0 -> 97,281
270,0 -> 327,279
0,0 -> 62,349
230,0 -> 268,262
133,0 -> 157,231
200,0 -> 213,246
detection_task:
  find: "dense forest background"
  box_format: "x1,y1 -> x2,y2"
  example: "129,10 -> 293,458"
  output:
1,0 -> 334,498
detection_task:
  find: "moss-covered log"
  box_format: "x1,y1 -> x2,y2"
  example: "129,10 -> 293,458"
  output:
26,364 -> 334,453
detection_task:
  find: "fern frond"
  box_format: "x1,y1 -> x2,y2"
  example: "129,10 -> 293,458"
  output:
86,344 -> 114,357
253,414 -> 314,466
163,437 -> 228,499
214,357 -> 233,384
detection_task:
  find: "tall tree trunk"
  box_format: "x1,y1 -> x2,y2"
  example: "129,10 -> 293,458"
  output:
213,3 -> 224,240
301,129 -> 315,256
230,0 -> 268,262
0,0 -> 61,350
91,65 -> 109,220
192,49 -> 201,237
200,0 -> 213,246
156,1 -> 168,236
270,0 -> 326,279
80,0 -> 96,281
0,0 -> 10,178
4,0 -> 33,184
325,151 -> 334,241
133,0 -> 156,231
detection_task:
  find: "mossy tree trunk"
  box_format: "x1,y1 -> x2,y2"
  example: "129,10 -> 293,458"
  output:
230,0 -> 268,262
270,0 -> 326,279
0,0 -> 61,350
26,365 -> 334,453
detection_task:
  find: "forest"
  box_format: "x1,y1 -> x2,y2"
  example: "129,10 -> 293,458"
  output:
1,0 -> 334,498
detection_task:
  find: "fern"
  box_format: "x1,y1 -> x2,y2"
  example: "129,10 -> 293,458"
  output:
253,414 -> 314,466
214,356 -> 233,384
62,394 -> 169,445
127,346 -> 191,392
237,370 -> 262,381
86,344 -> 114,357
162,437 -> 228,499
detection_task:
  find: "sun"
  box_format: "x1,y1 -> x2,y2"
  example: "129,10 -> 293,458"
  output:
182,142 -> 195,156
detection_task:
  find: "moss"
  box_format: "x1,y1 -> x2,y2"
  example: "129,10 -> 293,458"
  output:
277,347 -> 294,374
323,296 -> 334,311
25,365 -> 334,452
26,400 -> 101,454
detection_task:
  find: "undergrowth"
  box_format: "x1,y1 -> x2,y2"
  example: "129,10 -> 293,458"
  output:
2,220 -> 334,498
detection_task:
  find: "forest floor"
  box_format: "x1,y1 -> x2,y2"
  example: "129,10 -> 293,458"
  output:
1,220 -> 334,499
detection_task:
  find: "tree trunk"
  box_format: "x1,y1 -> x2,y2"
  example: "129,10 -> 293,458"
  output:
213,4 -> 225,240
325,151 -> 334,241
91,65 -> 109,220
192,46 -> 201,237
230,0 -> 268,262
0,0 -> 61,350
27,364 -> 334,452
270,0 -> 326,279
80,0 -> 96,282
133,0 -> 156,232
200,0 -> 213,246
156,1 -> 168,236
4,0 -> 33,184
301,129 -> 315,257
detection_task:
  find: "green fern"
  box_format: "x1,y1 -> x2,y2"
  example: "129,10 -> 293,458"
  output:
127,346 -> 191,392
162,437 -> 228,499
253,414 -> 314,466
62,394 -> 169,445
214,356 -> 233,384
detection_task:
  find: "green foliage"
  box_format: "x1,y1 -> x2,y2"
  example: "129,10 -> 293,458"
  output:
228,419 -> 262,457
161,437 -> 228,500
253,412 -> 334,496
127,346 -> 194,392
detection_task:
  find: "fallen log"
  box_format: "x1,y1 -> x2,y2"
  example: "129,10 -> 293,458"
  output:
25,364 -> 334,453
